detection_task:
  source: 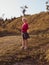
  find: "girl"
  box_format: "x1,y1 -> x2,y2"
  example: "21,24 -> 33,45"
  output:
21,17 -> 29,50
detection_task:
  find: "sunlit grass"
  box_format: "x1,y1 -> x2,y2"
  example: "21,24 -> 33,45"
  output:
0,34 -> 49,64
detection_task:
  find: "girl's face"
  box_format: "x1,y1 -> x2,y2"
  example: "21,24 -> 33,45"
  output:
22,18 -> 27,23
23,19 -> 26,23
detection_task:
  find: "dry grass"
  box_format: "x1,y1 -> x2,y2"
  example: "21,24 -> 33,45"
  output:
0,12 -> 49,65
0,12 -> 49,35
0,34 -> 49,65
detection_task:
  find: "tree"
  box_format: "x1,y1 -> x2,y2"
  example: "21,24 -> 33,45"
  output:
46,0 -> 49,12
20,5 -> 28,16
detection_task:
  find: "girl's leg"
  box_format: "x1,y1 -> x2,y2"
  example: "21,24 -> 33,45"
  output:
24,39 -> 28,49
21,39 -> 25,48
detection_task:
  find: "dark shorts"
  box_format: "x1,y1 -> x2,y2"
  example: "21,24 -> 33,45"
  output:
22,32 -> 30,39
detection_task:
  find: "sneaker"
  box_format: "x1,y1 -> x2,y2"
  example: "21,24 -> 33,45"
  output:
24,47 -> 27,50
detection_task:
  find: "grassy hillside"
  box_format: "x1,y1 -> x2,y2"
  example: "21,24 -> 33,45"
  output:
0,12 -> 49,65
0,12 -> 49,36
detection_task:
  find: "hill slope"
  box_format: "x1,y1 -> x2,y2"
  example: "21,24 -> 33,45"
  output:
0,12 -> 49,36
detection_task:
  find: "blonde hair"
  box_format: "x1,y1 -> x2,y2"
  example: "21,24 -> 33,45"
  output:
22,17 -> 27,22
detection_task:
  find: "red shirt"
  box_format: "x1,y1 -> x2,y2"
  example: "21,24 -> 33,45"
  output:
21,23 -> 28,33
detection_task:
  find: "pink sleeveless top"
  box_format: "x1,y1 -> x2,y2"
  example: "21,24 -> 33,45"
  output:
21,23 -> 28,33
